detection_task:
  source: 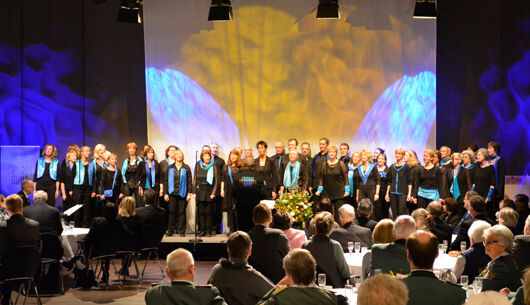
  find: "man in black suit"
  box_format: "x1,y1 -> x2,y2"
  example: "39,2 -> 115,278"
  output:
211,143 -> 226,234
513,215 -> 530,276
271,141 -> 288,181
248,203 -> 291,283
354,199 -> 378,232
17,179 -> 34,207
331,204 -> 372,250
427,201 -> 452,246
136,189 -> 166,249
451,194 -> 495,250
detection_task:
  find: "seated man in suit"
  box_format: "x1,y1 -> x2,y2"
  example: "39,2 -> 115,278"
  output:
23,191 -> 63,237
357,274 -> 408,305
258,249 -> 347,305
451,194 -> 496,250
17,179 -> 34,207
135,189 -> 166,249
513,215 -> 530,277
331,204 -> 372,250
354,199 -> 378,232
146,248 -> 227,305
208,231 -> 273,305
401,230 -> 466,305
370,215 -> 416,276
0,195 -> 7,221
0,194 -> 41,305
248,203 -> 291,283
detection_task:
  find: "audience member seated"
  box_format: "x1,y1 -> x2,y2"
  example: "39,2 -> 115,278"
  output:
498,207 -> 520,236
116,196 -> 142,276
427,201 -> 453,241
362,219 -> 395,279
515,194 -> 530,234
451,191 -> 479,235
506,268 -> 529,305
454,220 -> 492,282
145,248 -> 227,305
357,274 -> 408,305
401,230 -> 466,305
354,199 -> 378,232
441,197 -> 463,232
208,231 -> 273,305
272,210 -> 307,249
499,199 -> 516,210
258,249 -> 347,305
331,204 -> 372,251
308,198 -> 338,236
412,208 -> 450,248
303,211 -> 350,288
464,291 -> 511,305
22,190 -> 63,236
0,194 -> 41,305
17,179 -> 34,207
369,215 -> 416,276
512,215 -> 530,277
0,195 -> 7,221
480,225 -> 521,291
135,189 -> 166,249
248,203 -> 291,283
451,194 -> 495,250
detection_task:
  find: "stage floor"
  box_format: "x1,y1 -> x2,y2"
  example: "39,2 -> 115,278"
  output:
159,233 -> 229,260
161,233 -> 228,244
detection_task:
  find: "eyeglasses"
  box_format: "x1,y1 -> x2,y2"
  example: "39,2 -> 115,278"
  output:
483,240 -> 499,246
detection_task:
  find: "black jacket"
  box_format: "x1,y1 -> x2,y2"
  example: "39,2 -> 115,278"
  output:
17,191 -> 32,207
450,214 -> 495,250
330,221 -> 373,250
23,202 -> 63,236
513,234 -> 530,277
84,217 -> 132,257
0,214 -> 40,256
135,205 -> 166,249
248,225 -> 291,283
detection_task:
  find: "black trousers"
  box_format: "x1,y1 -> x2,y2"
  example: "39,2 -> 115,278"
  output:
72,185 -> 92,227
197,200 -> 215,232
213,195 -> 223,233
124,186 -> 142,208
390,193 -> 408,219
168,195 -> 187,233
37,184 -> 57,206
374,191 -> 390,221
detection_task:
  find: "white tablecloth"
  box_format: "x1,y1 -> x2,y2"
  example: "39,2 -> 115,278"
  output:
60,227 -> 89,261
333,288 -> 357,304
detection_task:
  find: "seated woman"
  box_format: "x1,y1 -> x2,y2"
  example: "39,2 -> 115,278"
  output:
441,197 -> 463,233
361,219 -> 395,279
302,212 -> 350,288
453,220 -> 491,282
308,198 -> 338,237
116,196 -> 142,276
411,208 -> 450,247
498,207 -> 520,236
272,210 -> 307,250
481,225 -> 522,292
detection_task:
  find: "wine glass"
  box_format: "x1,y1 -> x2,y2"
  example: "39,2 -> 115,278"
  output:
348,242 -> 354,255
355,242 -> 361,253
318,273 -> 326,287
473,277 -> 483,295
460,275 -> 468,289
442,240 -> 448,253
460,241 -> 467,252
438,244 -> 444,253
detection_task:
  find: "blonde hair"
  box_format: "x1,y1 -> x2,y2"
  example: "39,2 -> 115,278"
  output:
395,148 -> 405,156
107,152 -> 116,161
118,196 -> 136,217
498,208 -> 519,228
67,144 -> 80,158
328,145 -> 338,153
411,208 -> 434,231
41,144 -> 58,159
423,149 -> 435,160
361,150 -> 373,162
358,274 -> 408,305
93,144 -> 106,159
373,219 -> 395,244
66,151 -> 77,162
451,152 -> 463,163
405,151 -> 419,167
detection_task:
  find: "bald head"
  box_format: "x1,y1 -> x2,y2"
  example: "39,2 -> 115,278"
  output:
275,141 -> 285,154
426,201 -> 443,219
166,248 -> 195,282
394,215 -> 416,240
406,230 -> 438,270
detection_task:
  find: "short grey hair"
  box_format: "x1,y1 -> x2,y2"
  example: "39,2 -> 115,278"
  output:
483,225 -> 514,252
166,248 -> 194,279
357,274 -> 408,305
463,291 -> 511,305
394,215 -> 416,239
468,220 -> 491,244
33,190 -> 48,204
498,208 -> 519,228
462,150 -> 475,163
358,198 -> 373,217
338,204 -> 355,219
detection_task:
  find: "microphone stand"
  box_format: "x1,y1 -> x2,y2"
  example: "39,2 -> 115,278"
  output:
189,150 -> 203,243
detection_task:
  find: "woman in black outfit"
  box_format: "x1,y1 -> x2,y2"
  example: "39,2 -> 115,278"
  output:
375,153 -> 390,220
122,142 -> 143,207
345,152 -> 361,210
137,145 -> 160,202
385,149 -> 413,219
462,150 -> 476,176
355,150 -> 381,217
73,146 -> 96,227
194,150 -> 219,236
95,153 -> 123,204
412,149 -> 442,209
487,141 -> 505,215
163,149 -> 192,237
315,146 -> 349,222
445,152 -> 472,206
33,144 -> 61,206
116,196 -> 142,276
405,150 -> 420,213
472,148 -> 495,216
221,149 -> 243,234
60,151 -> 77,218
254,140 -> 279,200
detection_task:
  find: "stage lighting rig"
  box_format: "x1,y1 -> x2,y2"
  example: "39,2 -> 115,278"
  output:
413,0 -> 436,19
208,0 -> 233,21
316,0 -> 340,19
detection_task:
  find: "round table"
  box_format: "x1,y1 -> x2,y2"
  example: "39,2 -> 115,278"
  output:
60,227 -> 89,261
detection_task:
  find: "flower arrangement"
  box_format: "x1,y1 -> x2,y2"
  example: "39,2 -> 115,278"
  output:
275,188 -> 314,228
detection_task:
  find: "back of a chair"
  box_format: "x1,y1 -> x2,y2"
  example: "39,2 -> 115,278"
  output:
0,247 -> 41,280
40,232 -> 63,260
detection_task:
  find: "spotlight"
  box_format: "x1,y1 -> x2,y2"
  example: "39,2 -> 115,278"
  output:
317,0 -> 340,19
117,0 -> 142,23
413,0 -> 436,19
208,0 -> 233,21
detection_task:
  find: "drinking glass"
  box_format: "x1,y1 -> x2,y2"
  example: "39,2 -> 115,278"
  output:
69,221 -> 75,230
460,241 -> 467,252
318,273 -> 326,287
355,242 -> 361,253
460,275 -> 469,289
438,244 -> 444,253
348,242 -> 354,255
473,277 -> 483,295
361,246 -> 368,253
442,240 -> 448,253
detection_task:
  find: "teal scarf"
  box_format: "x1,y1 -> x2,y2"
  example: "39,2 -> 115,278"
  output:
37,158 -> 58,180
283,161 -> 301,189
200,161 -> 215,185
